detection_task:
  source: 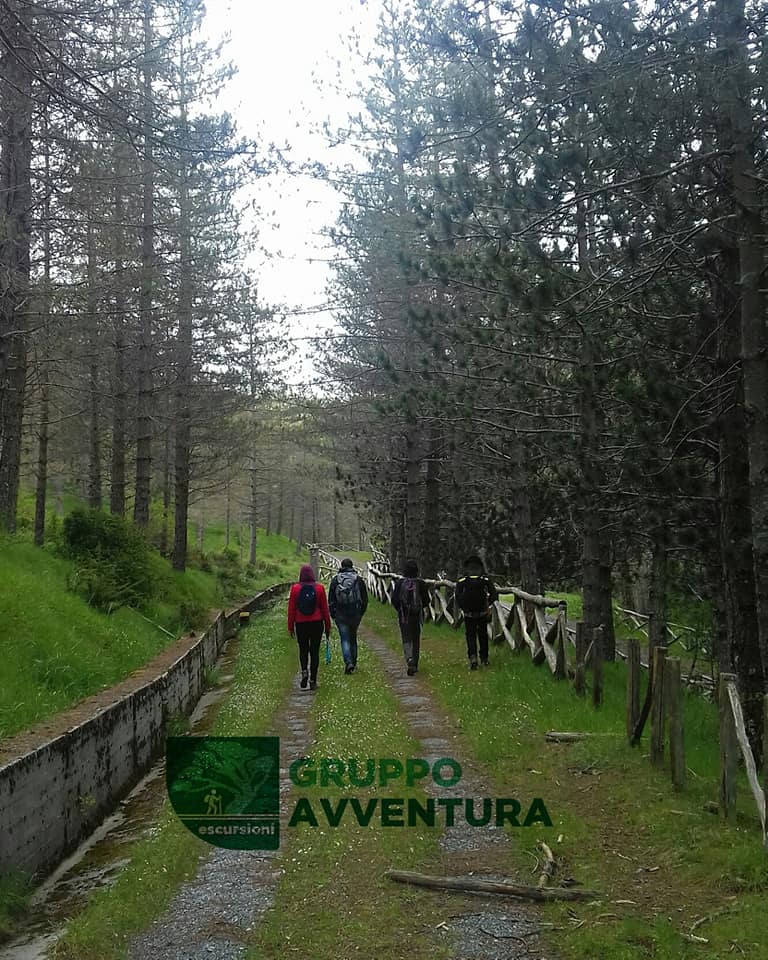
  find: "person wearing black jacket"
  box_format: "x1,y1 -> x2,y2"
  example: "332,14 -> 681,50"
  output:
455,554 -> 499,670
391,558 -> 431,676
328,558 -> 369,674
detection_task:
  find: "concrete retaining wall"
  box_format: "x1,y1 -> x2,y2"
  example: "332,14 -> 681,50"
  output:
0,582 -> 289,881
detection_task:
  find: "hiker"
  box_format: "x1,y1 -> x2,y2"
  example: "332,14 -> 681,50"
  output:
329,558 -> 369,674
391,558 -> 430,676
455,554 -> 499,670
287,564 -> 331,690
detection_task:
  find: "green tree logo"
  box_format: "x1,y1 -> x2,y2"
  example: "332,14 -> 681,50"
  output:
166,737 -> 280,850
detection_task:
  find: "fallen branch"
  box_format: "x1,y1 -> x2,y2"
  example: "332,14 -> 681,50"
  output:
386,870 -> 600,902
538,842 -> 556,887
545,731 -> 593,743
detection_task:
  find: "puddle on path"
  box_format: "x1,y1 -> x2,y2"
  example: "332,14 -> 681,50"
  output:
0,637 -> 243,960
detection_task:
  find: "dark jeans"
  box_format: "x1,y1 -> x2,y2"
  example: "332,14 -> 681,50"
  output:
295,620 -> 324,682
400,618 -> 421,668
336,619 -> 360,667
465,616 -> 489,663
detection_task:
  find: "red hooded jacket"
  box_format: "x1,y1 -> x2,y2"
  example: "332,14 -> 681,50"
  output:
288,564 -> 331,636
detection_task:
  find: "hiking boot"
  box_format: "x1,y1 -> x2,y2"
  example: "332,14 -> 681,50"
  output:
406,659 -> 416,676
300,671 -> 308,689
344,663 -> 354,675
481,659 -> 490,667
469,658 -> 478,671
309,680 -> 317,690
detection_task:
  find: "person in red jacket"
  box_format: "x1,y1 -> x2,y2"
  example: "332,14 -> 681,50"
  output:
287,564 -> 331,690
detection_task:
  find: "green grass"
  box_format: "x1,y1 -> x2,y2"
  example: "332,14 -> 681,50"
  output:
245,630 -> 448,960
0,871 -> 34,941
51,605 -> 297,960
364,602 -> 768,960
0,538 -> 201,739
0,521 -> 300,740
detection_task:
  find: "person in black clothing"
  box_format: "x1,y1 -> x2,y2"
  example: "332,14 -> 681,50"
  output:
391,558 -> 431,676
328,558 -> 369,674
455,554 -> 499,670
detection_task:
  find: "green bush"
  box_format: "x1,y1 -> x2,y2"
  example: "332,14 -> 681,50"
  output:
61,508 -> 156,611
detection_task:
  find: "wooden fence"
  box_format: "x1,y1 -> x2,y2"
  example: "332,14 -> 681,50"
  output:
363,557 -> 767,853
365,562 -> 571,680
304,544 -> 766,850
615,605 -> 716,694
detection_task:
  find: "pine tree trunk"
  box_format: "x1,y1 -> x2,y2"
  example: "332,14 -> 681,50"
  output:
276,478 -> 284,536
34,123 -> 52,547
225,479 -> 231,548
0,1 -> 33,532
159,421 -> 171,555
249,455 -> 258,565
715,248 -> 764,755
422,429 -> 440,578
716,0 -> 768,743
134,0 -> 155,528
109,40 -> 127,518
86,221 -> 102,509
646,525 -> 668,654
171,20 -> 193,571
577,201 -> 615,660
405,426 -> 420,558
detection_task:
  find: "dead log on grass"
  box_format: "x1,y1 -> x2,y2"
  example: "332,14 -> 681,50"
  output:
386,870 -> 600,902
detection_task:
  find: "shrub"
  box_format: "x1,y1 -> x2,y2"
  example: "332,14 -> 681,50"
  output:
61,508 -> 156,611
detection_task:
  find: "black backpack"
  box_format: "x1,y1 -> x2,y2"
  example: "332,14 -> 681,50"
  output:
399,577 -> 423,623
297,583 -> 317,616
460,576 -> 489,614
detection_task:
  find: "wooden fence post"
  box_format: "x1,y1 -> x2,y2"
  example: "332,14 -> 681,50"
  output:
650,646 -> 668,768
554,601 -> 567,680
719,672 -> 738,824
573,621 -> 586,696
309,545 -> 319,580
592,626 -> 604,708
665,658 -> 685,790
626,638 -> 641,744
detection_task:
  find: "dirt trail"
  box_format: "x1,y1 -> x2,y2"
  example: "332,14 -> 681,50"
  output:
360,624 -> 553,960
125,624 -> 556,960
125,676 -> 316,960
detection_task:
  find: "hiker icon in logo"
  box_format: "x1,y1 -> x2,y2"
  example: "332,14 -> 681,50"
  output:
166,736 -> 280,850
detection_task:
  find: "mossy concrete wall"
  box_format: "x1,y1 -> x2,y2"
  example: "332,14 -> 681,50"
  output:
0,583 -> 288,881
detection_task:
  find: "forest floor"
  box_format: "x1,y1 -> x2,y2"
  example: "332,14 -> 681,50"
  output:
6,597 -> 768,960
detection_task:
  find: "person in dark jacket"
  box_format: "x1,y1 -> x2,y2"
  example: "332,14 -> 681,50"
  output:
455,554 -> 499,670
391,558 -> 431,676
329,558 -> 369,674
288,564 -> 331,690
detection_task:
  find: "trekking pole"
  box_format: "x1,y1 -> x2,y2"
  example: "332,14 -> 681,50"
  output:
325,634 -> 331,664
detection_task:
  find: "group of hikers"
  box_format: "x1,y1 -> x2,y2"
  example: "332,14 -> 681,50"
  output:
286,554 -> 499,689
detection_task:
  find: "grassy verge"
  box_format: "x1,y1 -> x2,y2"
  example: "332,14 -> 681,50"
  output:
364,602 -> 768,960
51,604 -> 296,960
0,538 -> 209,739
0,526 -> 299,740
245,639 -> 449,960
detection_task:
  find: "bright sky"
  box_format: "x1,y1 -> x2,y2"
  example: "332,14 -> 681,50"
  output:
202,0 -> 381,338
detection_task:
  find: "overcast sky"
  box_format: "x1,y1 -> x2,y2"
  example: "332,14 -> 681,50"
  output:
202,0 -> 381,335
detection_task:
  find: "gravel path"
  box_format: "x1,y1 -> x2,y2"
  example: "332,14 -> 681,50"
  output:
127,622 -> 557,960
361,624 -> 556,960
126,675 -> 316,960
